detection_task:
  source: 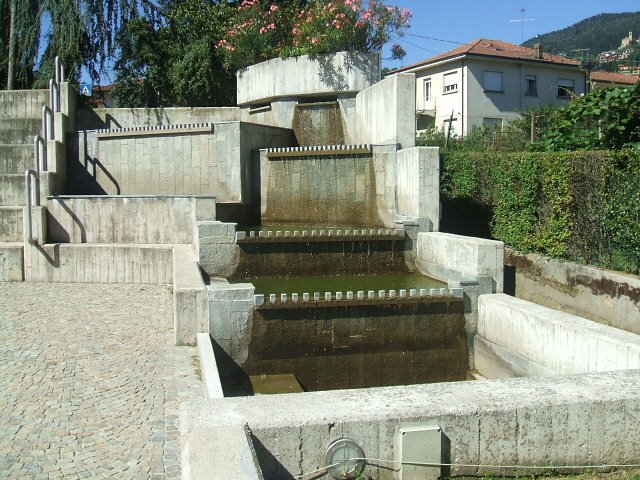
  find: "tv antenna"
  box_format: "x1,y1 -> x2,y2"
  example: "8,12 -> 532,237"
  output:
509,8 -> 534,43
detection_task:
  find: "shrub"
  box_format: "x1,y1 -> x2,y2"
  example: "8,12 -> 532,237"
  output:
216,0 -> 411,70
441,150 -> 640,273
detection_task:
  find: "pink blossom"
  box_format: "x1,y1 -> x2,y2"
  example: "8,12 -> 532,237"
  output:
269,4 -> 278,12
312,37 -> 319,45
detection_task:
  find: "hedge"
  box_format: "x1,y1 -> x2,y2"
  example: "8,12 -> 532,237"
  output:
441,150 -> 640,274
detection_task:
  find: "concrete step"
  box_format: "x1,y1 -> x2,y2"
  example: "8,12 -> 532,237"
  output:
0,242 -> 24,281
0,119 -> 41,144
0,144 -> 32,174
25,243 -> 174,284
0,89 -> 49,120
0,174 -> 26,206
0,207 -> 23,242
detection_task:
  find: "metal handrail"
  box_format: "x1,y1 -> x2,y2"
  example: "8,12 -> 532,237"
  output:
24,169 -> 39,245
33,135 -> 46,172
54,56 -> 64,84
42,105 -> 54,141
49,78 -> 60,113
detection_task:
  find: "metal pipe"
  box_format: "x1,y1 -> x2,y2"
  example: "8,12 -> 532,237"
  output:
55,56 -> 61,85
49,78 -> 60,113
33,135 -> 46,176
42,105 -> 53,141
24,169 -> 37,245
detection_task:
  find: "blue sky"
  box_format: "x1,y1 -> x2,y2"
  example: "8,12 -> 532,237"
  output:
381,0 -> 640,69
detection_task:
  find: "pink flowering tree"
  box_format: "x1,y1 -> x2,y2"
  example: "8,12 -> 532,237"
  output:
217,0 -> 411,70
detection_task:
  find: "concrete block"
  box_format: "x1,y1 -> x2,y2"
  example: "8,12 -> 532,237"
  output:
477,294 -> 640,378
416,232 -> 504,293
0,244 -> 24,281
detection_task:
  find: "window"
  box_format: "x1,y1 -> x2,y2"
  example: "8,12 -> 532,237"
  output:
483,117 -> 503,128
443,117 -> 459,135
525,75 -> 537,96
443,72 -> 458,94
423,79 -> 434,109
558,79 -> 575,97
483,71 -> 503,92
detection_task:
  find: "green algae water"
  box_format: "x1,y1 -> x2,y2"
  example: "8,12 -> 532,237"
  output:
229,272 -> 446,296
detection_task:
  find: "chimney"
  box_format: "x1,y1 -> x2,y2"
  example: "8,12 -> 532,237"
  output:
534,43 -> 544,59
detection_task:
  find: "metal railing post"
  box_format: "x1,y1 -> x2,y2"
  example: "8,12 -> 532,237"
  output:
24,169 -> 38,245
42,105 -> 53,141
33,135 -> 46,174
49,78 -> 60,113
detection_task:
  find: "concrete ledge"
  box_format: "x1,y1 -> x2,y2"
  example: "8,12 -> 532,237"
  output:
0,243 -> 24,281
180,370 -> 640,479
478,294 -> 640,376
196,333 -> 224,399
181,424 -> 263,480
505,249 -> 640,335
417,232 -> 504,293
236,51 -> 379,105
173,245 -> 209,346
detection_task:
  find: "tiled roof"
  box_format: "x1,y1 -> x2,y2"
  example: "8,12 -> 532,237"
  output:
395,39 -> 581,73
590,70 -> 640,85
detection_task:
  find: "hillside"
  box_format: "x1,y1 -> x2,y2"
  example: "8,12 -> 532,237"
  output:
522,12 -> 640,56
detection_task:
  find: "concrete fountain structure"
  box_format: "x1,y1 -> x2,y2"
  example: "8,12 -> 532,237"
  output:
0,52 -> 638,480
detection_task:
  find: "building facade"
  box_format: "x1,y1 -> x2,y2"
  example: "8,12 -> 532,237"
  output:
394,39 -> 586,136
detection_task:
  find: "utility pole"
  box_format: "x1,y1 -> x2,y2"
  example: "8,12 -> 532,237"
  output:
509,8 -> 534,44
572,49 -> 592,93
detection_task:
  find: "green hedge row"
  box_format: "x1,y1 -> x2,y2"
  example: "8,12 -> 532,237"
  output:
441,150 -> 640,274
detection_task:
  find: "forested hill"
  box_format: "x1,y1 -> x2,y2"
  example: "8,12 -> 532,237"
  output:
522,12 -> 640,55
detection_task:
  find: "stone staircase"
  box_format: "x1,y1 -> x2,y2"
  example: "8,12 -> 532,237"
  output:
0,91 -> 50,283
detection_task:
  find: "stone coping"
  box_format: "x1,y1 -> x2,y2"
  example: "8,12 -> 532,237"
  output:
237,228 -> 404,243
265,144 -> 371,158
95,123 -> 214,138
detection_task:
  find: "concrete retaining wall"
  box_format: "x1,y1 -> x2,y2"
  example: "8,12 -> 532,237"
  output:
236,52 -> 379,106
75,106 -> 240,130
173,245 -> 209,346
47,195 -> 216,244
505,250 -> 640,335
0,244 -> 24,281
0,89 -> 49,119
181,369 -> 640,480
476,294 -> 640,378
68,122 -> 294,202
355,73 -> 416,149
0,207 -> 23,242
395,147 -> 439,230
24,243 -> 174,284
246,299 -> 467,392
416,232 -> 504,293
259,144 -> 398,227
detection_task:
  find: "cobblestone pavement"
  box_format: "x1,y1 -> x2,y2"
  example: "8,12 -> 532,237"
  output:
0,282 -> 202,479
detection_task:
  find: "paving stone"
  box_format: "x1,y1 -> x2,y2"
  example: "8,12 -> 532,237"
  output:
0,283 -> 202,479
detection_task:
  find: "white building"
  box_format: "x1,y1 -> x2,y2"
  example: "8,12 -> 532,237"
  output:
393,39 -> 586,136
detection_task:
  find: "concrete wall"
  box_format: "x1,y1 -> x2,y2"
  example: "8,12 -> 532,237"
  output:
173,245 -> 209,346
0,244 -> 24,281
207,280 -> 255,375
259,144 -> 399,228
260,149 -> 384,227
477,294 -> 640,380
236,52 -> 380,106
505,250 -> 640,335
395,147 -> 439,230
181,369 -> 640,480
47,196 -> 216,244
68,122 -> 294,202
75,107 -> 240,130
246,299 -> 467,392
416,232 -> 504,292
0,89 -> 49,119
291,101 -> 345,146
24,243 -> 174,284
355,73 -> 416,149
